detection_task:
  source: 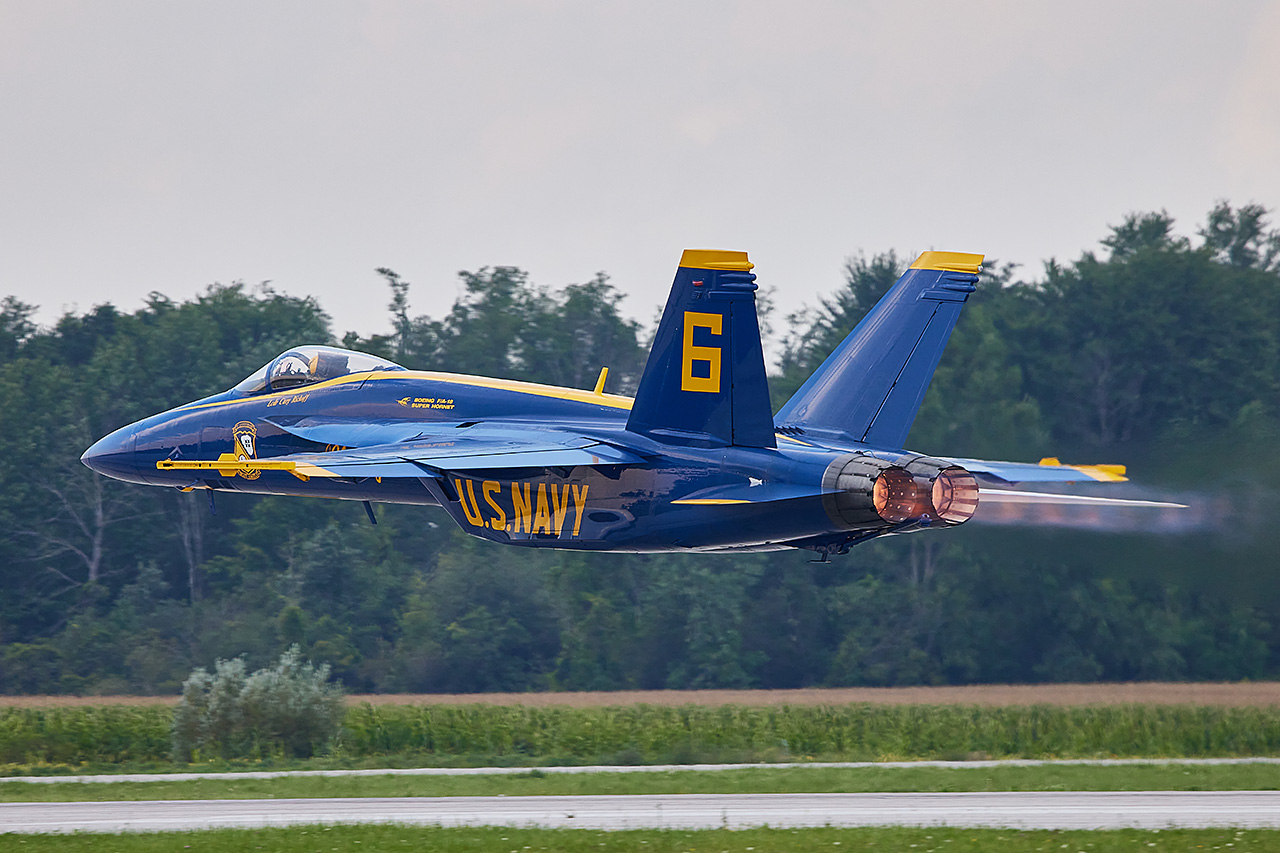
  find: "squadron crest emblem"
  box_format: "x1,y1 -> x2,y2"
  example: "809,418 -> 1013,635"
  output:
232,420 -> 261,479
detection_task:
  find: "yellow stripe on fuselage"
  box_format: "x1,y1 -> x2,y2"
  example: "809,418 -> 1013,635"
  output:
671,498 -> 753,505
175,371 -> 636,413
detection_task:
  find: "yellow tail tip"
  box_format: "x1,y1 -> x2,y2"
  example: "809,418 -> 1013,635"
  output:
910,251 -> 984,274
679,249 -> 754,271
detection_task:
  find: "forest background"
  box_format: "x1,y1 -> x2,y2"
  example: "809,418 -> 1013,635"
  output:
3,202 -> 1280,696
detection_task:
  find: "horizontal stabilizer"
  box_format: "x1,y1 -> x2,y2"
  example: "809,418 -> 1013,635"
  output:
951,457 -> 1129,485
979,489 -> 1186,509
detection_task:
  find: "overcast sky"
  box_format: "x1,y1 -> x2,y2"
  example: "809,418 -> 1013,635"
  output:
3,0 -> 1279,342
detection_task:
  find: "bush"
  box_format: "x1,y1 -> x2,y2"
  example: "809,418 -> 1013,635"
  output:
171,645 -> 344,761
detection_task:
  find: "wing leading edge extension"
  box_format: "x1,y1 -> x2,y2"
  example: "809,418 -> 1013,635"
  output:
158,431 -> 644,481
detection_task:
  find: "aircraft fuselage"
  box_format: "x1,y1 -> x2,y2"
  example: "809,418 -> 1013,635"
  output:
83,369 -> 934,554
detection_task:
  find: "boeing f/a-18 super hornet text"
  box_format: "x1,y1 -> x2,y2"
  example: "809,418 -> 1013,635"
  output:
82,250 -> 1180,559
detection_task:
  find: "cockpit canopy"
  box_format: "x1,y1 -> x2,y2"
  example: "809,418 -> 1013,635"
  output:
235,346 -> 406,395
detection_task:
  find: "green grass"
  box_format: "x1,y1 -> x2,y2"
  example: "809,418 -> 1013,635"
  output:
7,702 -> 1280,771
3,762 -> 1280,802
0,825 -> 1276,852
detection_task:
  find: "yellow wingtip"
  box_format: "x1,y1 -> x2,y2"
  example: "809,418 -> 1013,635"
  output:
1073,464 -> 1128,483
1039,457 -> 1129,483
910,251 -> 984,274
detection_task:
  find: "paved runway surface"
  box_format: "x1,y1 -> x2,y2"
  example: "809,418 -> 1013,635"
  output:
5,791 -> 1280,832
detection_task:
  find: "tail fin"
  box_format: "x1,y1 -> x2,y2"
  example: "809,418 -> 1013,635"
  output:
774,251 -> 983,449
625,249 -> 775,448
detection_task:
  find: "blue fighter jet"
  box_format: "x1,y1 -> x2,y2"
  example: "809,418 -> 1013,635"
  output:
82,250 -> 1178,559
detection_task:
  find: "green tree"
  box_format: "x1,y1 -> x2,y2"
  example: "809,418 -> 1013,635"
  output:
1199,201 -> 1280,271
773,251 -> 904,406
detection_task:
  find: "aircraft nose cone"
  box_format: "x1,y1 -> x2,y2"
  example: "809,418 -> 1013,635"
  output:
81,428 -> 142,483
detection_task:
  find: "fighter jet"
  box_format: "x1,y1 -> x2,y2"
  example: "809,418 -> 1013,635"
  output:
82,250 -> 1179,559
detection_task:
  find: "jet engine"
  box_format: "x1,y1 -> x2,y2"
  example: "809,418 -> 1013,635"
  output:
821,453 -> 979,530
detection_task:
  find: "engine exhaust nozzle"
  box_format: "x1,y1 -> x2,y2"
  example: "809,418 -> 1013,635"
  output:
930,466 -> 980,524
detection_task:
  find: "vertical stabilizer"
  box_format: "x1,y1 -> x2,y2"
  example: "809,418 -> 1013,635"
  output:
774,251 -> 983,449
626,250 -> 775,448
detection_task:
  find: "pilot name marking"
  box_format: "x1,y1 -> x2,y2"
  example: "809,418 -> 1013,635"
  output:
265,393 -> 309,408
453,478 -> 590,538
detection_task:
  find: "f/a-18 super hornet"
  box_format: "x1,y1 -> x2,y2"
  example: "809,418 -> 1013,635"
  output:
82,250 -> 1178,559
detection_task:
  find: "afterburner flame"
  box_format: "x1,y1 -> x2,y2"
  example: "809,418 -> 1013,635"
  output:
873,467 -> 922,523
931,466 -> 979,524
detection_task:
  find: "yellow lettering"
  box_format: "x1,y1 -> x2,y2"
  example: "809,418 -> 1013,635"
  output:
571,484 -> 590,537
456,479 -> 484,527
512,482 -> 532,533
532,483 -> 552,535
681,311 -> 722,393
550,484 -> 571,536
483,480 -> 507,531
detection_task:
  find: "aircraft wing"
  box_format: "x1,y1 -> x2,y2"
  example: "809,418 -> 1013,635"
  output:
263,415 -> 465,448
158,430 -> 644,481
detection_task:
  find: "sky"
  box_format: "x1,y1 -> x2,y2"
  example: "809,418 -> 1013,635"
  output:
3,0 -> 1279,342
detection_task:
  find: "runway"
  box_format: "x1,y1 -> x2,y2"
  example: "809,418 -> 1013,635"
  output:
6,756 -> 1279,784
5,791 -> 1280,833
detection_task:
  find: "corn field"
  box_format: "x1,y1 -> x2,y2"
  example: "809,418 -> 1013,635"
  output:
5,702 -> 1280,768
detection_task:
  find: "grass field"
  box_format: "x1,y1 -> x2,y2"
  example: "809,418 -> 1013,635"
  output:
6,687 -> 1276,844
3,762 -> 1280,802
4,681 -> 1280,708
0,825 -> 1275,851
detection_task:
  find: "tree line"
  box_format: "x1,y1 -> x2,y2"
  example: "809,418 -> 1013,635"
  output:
2,201 -> 1279,695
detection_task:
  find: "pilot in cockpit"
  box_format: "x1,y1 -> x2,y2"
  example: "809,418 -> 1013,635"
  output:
307,349 -> 350,382
269,354 -> 312,390
236,346 -> 405,396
